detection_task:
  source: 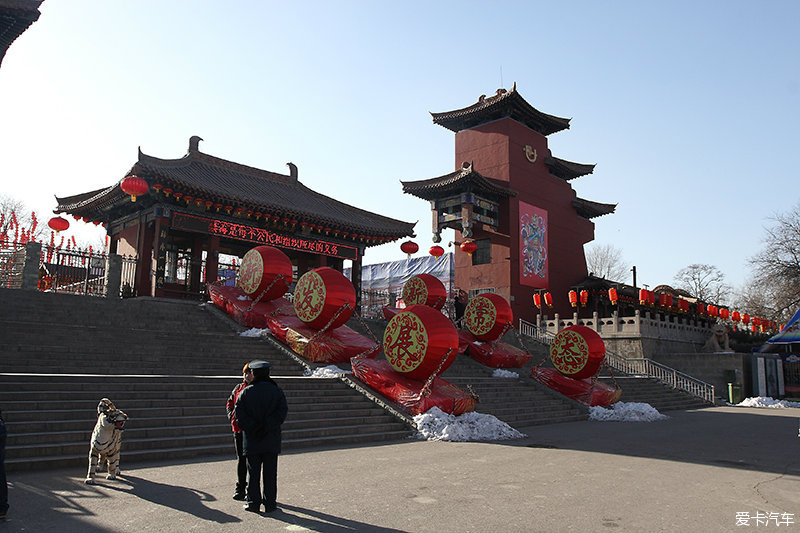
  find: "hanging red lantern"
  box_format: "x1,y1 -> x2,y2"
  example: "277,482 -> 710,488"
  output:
173,191 -> 183,202
648,292 -> 655,306
152,183 -> 163,194
163,187 -> 173,197
400,240 -> 418,258
580,290 -> 589,307
732,311 -> 741,323
204,200 -> 213,210
183,195 -> 193,205
464,293 -> 514,341
533,293 -> 542,309
48,216 -> 69,233
608,288 -> 618,305
460,240 -> 477,256
639,289 -> 648,305
708,305 -> 718,317
568,290 -> 578,308
720,308 -> 730,320
402,274 -> 447,310
429,245 -> 445,259
742,314 -> 750,325
120,175 -> 149,202
753,316 -> 762,326
543,292 -> 553,307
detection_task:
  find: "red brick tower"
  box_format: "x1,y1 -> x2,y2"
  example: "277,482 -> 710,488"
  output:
403,85 -> 615,322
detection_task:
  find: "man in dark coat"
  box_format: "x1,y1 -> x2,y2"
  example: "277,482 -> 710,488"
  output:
234,360 -> 288,513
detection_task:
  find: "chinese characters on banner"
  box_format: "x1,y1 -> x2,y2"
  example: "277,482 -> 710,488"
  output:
155,226 -> 168,288
519,201 -> 548,289
171,212 -> 359,261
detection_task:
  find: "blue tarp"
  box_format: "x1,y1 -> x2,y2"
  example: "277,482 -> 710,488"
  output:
344,253 -> 454,295
766,308 -> 800,345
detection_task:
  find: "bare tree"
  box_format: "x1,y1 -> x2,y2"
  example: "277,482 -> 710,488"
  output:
747,202 -> 800,319
673,264 -> 732,304
585,243 -> 629,282
0,194 -> 47,243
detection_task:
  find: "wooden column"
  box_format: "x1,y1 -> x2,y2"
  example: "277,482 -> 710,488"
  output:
352,256 -> 363,316
205,235 -> 220,285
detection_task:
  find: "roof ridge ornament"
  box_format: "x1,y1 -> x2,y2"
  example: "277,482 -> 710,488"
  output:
287,162 -> 298,180
188,135 -> 203,154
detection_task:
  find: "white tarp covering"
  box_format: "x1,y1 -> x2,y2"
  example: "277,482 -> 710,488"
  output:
345,253 -> 454,295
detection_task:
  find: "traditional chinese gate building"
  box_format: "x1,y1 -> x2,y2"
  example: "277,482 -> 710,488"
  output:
402,85 -> 616,322
55,136 -> 415,301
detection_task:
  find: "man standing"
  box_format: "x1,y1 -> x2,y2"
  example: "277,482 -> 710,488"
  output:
234,360 -> 287,514
225,362 -> 253,501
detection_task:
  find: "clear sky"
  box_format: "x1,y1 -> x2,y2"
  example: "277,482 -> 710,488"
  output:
1,1 -> 797,291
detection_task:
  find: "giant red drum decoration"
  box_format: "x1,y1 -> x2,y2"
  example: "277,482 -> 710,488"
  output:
401,273 -> 447,310
550,325 -> 606,380
293,266 -> 356,330
237,246 -> 293,301
383,304 -> 458,381
464,292 -> 513,341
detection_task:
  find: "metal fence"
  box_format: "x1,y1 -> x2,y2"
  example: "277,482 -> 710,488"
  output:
0,244 -> 24,289
518,318 -> 716,404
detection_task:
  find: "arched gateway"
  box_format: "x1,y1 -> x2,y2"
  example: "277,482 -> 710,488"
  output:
54,137 -> 415,303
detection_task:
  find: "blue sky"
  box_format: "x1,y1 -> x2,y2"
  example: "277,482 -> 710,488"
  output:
1,1 -> 797,291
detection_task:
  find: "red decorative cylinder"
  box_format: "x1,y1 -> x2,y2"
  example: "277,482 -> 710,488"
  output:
402,273 -> 447,310
293,267 -> 356,330
608,288 -> 618,305
383,304 -> 458,380
550,325 -> 606,379
464,293 -> 513,341
533,293 -> 542,308
544,292 -> 553,307
639,289 -> 648,305
568,290 -> 578,308
580,290 -> 589,307
237,246 -> 293,300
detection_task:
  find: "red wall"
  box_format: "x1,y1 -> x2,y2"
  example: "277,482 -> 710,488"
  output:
453,118 -> 594,322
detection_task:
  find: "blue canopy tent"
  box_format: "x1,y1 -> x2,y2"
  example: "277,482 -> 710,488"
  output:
766,308 -> 800,345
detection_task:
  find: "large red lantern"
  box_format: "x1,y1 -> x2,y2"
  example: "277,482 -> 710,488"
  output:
120,175 -> 149,202
429,245 -> 445,259
400,240 -> 418,258
402,273 -> 447,310
608,288 -> 618,305
568,290 -> 578,308
460,240 -> 477,256
47,216 -> 69,233
550,325 -> 606,380
237,246 -> 293,301
383,304 -> 458,381
464,293 -> 513,341
293,267 -> 356,330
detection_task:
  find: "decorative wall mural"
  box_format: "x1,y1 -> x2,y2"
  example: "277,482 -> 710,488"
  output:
519,201 -> 548,288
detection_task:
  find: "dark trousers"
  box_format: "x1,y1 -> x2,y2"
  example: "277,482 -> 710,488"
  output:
246,452 -> 278,509
233,433 -> 247,493
1,417 -> 7,514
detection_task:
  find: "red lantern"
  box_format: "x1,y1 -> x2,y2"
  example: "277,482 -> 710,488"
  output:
678,298 -> 689,313
48,216 -> 69,233
402,274 -> 447,310
720,308 -> 730,320
732,311 -> 741,323
697,303 -> 706,315
173,191 -> 183,202
120,175 -> 149,202
648,292 -> 655,306
533,293 -> 542,308
708,305 -> 718,318
152,183 -> 163,194
460,240 -> 477,256
183,195 -> 193,205
429,245 -> 445,259
237,246 -> 293,301
639,289 -> 648,305
400,240 -> 418,258
608,288 -> 618,305
742,314 -> 750,325
568,290 -> 578,308
464,293 -> 513,341
383,304 -> 458,381
580,290 -> 589,307
550,325 -> 606,380
293,267 -> 356,330
753,316 -> 762,326
544,292 -> 553,307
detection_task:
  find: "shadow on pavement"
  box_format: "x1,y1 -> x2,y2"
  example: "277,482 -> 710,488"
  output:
273,503 -> 410,533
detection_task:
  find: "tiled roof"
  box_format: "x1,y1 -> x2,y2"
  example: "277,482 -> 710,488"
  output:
55,139 -> 416,240
401,162 -> 517,201
0,0 -> 42,68
430,84 -> 570,136
544,156 -> 595,181
572,197 -> 616,219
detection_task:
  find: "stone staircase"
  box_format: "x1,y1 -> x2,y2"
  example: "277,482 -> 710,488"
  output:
595,374 -> 712,411
0,288 -> 413,472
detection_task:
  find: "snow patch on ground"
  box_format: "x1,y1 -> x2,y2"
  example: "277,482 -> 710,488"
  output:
303,365 -> 351,378
491,369 -> 519,378
589,402 -> 668,422
737,396 -> 800,408
239,327 -> 269,337
414,407 -> 526,441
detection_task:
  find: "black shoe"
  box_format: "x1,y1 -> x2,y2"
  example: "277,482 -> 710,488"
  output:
264,505 -> 278,513
243,503 -> 260,513
233,492 -> 247,501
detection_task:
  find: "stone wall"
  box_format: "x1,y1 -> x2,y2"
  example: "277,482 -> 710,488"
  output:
649,352 -> 752,399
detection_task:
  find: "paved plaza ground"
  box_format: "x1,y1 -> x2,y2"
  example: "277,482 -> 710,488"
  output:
2,406 -> 799,533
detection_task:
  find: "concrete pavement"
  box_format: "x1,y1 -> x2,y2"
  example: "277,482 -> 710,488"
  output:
2,406 -> 799,533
